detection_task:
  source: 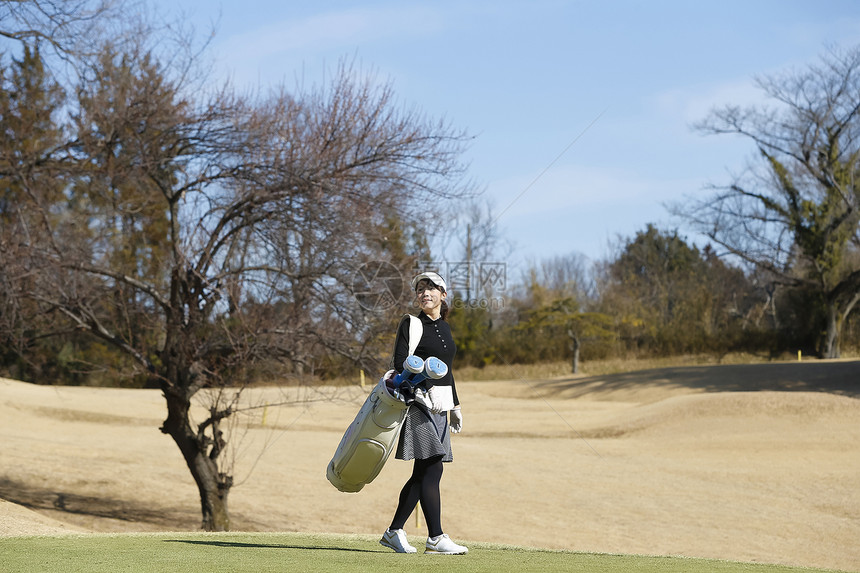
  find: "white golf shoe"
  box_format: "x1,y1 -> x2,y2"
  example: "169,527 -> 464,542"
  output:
379,528 -> 417,553
425,533 -> 468,554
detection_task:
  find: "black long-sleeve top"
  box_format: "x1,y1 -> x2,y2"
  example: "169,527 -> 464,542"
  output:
392,311 -> 459,407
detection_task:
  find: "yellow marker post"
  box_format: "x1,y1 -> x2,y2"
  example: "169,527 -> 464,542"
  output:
360,369 -> 366,388
798,350 -> 802,362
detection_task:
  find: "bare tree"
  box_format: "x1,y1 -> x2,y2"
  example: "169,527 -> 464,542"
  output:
0,0 -> 115,57
1,25 -> 472,533
434,197 -> 508,301
680,44 -> 860,357
535,252 -> 596,304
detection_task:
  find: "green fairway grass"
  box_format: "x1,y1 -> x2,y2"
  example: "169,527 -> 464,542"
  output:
0,532 -> 851,573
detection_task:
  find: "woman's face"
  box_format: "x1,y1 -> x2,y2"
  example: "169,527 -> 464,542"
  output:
415,279 -> 446,314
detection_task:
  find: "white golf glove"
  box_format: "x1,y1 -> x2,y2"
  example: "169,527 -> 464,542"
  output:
449,406 -> 463,433
413,388 -> 442,414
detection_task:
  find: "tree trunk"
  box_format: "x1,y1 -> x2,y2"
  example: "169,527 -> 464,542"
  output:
160,384 -> 232,531
820,292 -> 860,359
568,328 -> 581,374
821,304 -> 841,359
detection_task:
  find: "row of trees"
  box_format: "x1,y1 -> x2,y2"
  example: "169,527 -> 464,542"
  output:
447,223 -> 852,372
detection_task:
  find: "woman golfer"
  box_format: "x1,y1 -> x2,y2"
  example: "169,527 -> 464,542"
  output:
379,271 -> 468,555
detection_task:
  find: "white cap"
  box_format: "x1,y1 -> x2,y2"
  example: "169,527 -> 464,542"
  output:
411,271 -> 447,292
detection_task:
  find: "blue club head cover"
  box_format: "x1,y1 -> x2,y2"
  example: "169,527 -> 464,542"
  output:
423,357 -> 448,379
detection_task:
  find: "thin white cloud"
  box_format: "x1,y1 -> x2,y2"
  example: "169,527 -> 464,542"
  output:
219,5 -> 444,65
652,44 -> 852,126
492,165 -> 708,265
654,78 -> 765,125
492,164 -> 698,221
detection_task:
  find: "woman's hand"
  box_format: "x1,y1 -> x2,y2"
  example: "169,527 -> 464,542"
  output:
450,406 -> 463,433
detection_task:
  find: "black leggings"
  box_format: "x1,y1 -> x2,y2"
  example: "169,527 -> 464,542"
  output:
389,454 -> 444,537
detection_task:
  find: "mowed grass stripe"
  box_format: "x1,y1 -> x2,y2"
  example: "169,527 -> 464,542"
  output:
0,532 -> 849,573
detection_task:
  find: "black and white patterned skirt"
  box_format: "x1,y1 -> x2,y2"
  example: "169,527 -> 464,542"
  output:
395,406 -> 453,462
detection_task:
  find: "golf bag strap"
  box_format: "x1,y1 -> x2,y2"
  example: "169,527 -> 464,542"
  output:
389,314 -> 423,370
407,314 -> 422,356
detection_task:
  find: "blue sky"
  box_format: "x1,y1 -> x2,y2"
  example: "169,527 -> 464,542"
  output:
152,0 -> 860,270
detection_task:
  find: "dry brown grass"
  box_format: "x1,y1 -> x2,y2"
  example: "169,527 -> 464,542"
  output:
323,352 -> 807,387
455,351 -> 820,381
1,359 -> 859,571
